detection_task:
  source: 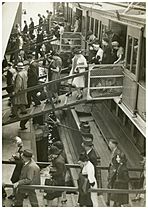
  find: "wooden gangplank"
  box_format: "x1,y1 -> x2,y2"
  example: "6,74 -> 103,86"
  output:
2,90 -> 89,126
2,65 -> 124,126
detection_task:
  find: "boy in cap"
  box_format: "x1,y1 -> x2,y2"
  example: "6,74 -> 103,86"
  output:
12,149 -> 40,207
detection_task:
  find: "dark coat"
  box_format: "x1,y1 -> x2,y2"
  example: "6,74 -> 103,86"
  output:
77,173 -> 93,207
102,45 -> 112,64
52,154 -> 66,185
27,61 -> 39,87
23,24 -> 28,34
111,163 -> 129,205
108,147 -> 123,187
87,148 -> 99,177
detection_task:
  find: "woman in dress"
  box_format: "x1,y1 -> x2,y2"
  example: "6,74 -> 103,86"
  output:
68,48 -> 87,100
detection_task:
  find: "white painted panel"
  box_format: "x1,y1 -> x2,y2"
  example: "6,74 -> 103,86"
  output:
2,2 -> 19,58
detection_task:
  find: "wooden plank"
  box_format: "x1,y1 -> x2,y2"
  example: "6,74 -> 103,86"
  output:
92,103 -> 142,173
2,91 -> 88,126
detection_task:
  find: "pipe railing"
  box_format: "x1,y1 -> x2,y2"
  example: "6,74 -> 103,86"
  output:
2,160 -> 143,172
3,184 -> 145,194
6,36 -> 57,55
2,64 -> 124,99
2,70 -> 89,99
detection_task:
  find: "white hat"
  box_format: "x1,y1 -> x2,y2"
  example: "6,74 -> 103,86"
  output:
13,136 -> 22,146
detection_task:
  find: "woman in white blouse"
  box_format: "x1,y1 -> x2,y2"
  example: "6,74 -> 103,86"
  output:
78,152 -> 99,207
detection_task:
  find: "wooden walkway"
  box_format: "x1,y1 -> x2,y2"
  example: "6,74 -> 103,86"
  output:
58,109 -> 107,207
91,102 -> 142,175
2,90 -> 88,126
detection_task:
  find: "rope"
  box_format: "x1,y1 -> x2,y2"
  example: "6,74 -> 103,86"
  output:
48,116 -> 81,133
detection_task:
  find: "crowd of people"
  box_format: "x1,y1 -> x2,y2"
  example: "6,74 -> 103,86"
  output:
2,10 -> 145,207
3,115 -> 145,207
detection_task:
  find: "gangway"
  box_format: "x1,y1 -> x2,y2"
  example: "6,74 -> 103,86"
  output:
2,65 -> 124,126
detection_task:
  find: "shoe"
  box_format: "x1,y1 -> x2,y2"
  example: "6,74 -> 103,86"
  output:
9,114 -> 17,118
66,91 -> 72,97
8,194 -> 15,199
20,127 -> 27,130
61,199 -> 67,204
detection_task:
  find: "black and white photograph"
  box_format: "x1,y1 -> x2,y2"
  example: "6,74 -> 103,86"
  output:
2,1 -> 146,207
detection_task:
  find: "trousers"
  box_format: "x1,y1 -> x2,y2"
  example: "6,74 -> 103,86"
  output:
15,188 -> 39,207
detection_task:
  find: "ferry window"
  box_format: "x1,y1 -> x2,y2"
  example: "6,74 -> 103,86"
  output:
126,36 -> 138,75
127,36 -> 132,71
95,19 -> 98,37
139,37 -> 146,84
133,127 -> 145,153
87,16 -> 90,32
131,38 -> 138,74
91,18 -> 94,32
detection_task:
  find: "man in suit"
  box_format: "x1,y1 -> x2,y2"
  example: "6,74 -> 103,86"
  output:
12,149 -> 40,207
81,133 -> 101,186
107,139 -> 126,206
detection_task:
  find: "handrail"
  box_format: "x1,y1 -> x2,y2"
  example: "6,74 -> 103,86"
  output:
2,64 -> 124,99
3,184 -> 145,194
2,70 -> 89,99
6,37 -> 57,55
2,161 -> 143,172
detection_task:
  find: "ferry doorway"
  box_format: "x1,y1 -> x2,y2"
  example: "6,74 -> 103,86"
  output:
109,20 -> 127,48
76,8 -> 82,32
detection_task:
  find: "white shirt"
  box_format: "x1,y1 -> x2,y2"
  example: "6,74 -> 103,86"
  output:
82,161 -> 97,186
96,48 -> 103,61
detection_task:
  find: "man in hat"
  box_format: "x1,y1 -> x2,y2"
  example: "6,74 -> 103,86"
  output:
27,54 -> 41,107
12,149 -> 40,207
35,28 -> 44,59
11,62 -> 28,117
81,133 -> 101,188
5,62 -> 16,106
107,139 -> 126,206
44,146 -> 66,200
38,13 -> 43,26
29,17 -> 34,39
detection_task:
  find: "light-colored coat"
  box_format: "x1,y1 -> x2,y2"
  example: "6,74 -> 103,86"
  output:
14,70 -> 28,105
18,158 -> 40,186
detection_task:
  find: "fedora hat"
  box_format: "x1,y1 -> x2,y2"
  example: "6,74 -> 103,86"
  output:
22,149 -> 33,158
81,132 -> 93,140
83,139 -> 93,146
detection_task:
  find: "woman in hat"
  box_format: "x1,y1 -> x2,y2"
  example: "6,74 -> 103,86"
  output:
91,40 -> 103,64
67,48 -> 87,100
111,41 -> 124,64
77,152 -> 98,207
